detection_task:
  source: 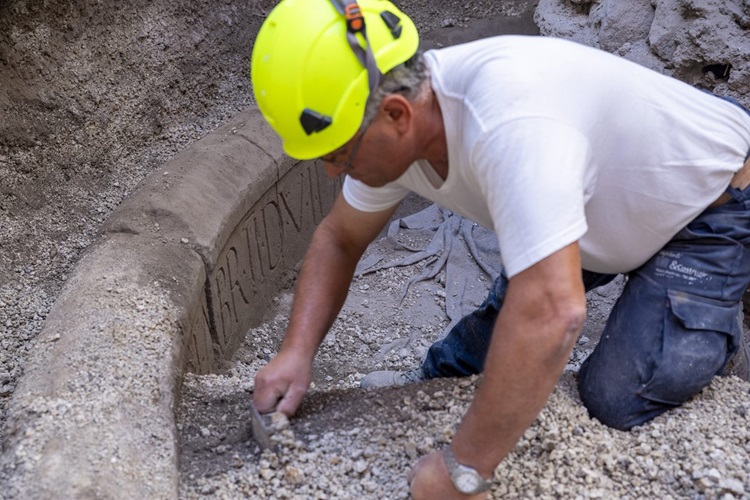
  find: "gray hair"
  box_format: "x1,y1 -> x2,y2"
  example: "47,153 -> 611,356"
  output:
360,51 -> 429,128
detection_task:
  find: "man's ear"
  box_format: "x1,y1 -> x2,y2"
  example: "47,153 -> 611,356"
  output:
380,94 -> 412,133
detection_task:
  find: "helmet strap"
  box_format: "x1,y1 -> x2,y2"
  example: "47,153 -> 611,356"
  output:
329,0 -> 383,93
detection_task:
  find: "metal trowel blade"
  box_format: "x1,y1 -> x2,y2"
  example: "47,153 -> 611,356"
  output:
249,401 -> 275,450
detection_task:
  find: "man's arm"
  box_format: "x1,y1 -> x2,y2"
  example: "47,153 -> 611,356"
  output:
253,193 -> 397,415
410,242 -> 587,499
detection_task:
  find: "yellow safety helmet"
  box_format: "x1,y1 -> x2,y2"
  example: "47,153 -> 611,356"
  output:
250,0 -> 419,160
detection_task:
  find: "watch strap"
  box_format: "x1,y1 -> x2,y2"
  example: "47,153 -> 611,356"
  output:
442,445 -> 492,495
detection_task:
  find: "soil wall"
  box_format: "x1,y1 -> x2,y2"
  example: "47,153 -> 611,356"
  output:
535,0 -> 750,108
1,0 -> 748,497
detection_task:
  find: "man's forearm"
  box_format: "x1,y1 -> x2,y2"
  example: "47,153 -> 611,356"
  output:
450,243 -> 587,479
280,224 -> 362,360
451,306 -> 584,478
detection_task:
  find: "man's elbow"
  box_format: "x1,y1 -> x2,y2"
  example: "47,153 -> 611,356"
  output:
552,303 -> 587,358
561,303 -> 586,340
521,298 -> 587,362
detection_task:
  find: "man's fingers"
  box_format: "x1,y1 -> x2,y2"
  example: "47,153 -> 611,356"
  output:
275,383 -> 307,416
253,377 -> 307,416
253,382 -> 285,413
252,353 -> 312,415
407,454 -> 426,485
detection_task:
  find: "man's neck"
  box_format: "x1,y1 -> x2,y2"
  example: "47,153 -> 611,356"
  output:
419,84 -> 449,180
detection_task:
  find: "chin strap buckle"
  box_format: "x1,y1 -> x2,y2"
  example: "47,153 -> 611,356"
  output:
329,0 -> 383,91
344,3 -> 364,33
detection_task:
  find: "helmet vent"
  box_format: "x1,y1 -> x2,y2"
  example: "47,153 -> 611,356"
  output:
300,108 -> 333,135
380,11 -> 402,39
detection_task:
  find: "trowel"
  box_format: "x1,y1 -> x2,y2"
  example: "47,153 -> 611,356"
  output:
249,401 -> 275,450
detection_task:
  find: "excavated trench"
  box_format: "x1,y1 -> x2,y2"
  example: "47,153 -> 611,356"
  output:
2,0 -> 750,498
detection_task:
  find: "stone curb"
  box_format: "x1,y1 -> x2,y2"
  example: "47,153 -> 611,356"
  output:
2,107 -> 340,498
0,7 -> 543,496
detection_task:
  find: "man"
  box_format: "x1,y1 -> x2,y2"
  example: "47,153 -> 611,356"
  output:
250,0 -> 750,497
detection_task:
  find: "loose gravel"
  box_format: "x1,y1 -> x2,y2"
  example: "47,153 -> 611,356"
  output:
4,1 -> 750,498
177,238 -> 750,499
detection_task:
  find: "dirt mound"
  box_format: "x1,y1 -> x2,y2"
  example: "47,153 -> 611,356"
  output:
535,0 -> 750,107
2,0 -> 750,498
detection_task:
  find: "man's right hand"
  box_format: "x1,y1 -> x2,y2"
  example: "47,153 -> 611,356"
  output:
253,349 -> 313,416
251,194 -> 396,417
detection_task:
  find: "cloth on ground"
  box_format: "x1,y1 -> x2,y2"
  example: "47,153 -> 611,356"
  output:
355,203 -> 501,340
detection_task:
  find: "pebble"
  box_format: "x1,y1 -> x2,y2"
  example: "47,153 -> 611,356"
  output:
353,459 -> 368,474
284,466 -> 305,484
4,12 -> 744,499
719,478 -> 745,495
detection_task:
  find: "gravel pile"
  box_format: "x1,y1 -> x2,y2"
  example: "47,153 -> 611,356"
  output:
4,0 -> 750,497
178,235 -> 750,499
179,374 -> 750,499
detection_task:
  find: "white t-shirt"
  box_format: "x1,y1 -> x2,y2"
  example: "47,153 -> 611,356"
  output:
343,36 -> 750,277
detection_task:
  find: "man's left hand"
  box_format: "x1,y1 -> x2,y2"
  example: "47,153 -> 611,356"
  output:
408,450 -> 490,500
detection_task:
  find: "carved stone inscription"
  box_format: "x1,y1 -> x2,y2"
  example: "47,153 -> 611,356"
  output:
184,294 -> 214,373
190,161 -> 341,372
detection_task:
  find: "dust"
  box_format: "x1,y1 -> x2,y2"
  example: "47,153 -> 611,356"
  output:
3,0 -> 750,497
177,215 -> 750,499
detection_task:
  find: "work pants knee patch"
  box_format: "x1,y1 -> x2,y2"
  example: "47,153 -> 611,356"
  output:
639,289 -> 739,405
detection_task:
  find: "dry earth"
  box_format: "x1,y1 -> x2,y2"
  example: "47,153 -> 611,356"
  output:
177,207 -> 750,499
2,0 -> 750,498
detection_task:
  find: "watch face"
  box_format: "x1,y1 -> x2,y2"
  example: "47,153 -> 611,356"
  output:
456,471 -> 481,493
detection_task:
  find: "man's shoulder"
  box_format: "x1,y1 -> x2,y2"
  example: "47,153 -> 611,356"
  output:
427,35 -> 610,103
428,35 -> 596,62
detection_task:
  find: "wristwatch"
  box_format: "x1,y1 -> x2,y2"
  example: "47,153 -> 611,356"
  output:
442,445 -> 492,495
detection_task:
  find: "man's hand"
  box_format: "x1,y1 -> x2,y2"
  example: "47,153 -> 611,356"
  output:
253,349 -> 312,416
408,451 -> 489,500
250,195 -> 396,417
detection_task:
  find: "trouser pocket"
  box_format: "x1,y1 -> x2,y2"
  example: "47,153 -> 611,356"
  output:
640,289 -> 739,405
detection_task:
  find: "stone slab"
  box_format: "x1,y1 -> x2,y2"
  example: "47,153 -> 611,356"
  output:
3,106 -> 339,497
206,158 -> 341,370
4,233 -> 205,499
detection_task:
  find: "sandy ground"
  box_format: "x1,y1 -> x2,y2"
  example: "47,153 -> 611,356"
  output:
177,210 -> 750,498
3,0 -> 750,498
0,0 -> 537,493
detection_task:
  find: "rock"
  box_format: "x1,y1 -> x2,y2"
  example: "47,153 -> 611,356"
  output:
719,478 -> 745,496
284,466 -> 305,485
353,459 -> 369,474
537,0 -> 750,107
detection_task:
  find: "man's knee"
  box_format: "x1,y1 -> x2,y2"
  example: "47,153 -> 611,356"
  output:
577,271 -> 741,428
577,367 -> 655,431
578,325 -> 731,431
578,367 -> 685,430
